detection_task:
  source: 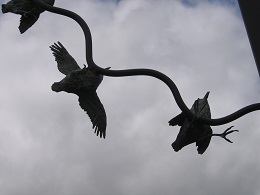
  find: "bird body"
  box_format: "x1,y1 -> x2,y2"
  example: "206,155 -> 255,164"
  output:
1,0 -> 55,33
50,42 -> 107,139
169,92 -> 212,154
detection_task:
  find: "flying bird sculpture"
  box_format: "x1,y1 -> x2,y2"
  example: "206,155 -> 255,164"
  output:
1,0 -> 55,33
169,92 -> 238,154
50,42 -> 108,139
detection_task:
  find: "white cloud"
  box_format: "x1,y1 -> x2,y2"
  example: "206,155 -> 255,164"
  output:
1,0 -> 260,194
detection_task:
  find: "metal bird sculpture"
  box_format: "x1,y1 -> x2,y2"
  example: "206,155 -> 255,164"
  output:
50,42 -> 108,139
1,0 -> 55,33
169,92 -> 238,154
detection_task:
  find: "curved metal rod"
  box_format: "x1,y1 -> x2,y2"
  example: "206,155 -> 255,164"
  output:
30,0 -> 260,126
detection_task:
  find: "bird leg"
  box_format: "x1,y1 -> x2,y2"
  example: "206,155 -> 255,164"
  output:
212,126 -> 239,143
199,126 -> 239,143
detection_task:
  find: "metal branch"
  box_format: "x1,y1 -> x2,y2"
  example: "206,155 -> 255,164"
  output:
29,0 -> 260,126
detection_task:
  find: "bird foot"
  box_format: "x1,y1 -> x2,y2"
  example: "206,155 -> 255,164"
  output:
199,126 -> 239,143
218,126 -> 239,143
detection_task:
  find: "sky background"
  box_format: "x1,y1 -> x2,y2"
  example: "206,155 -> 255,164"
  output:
1,0 -> 260,194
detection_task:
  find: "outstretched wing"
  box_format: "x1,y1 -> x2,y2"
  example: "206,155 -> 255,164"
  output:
19,14 -> 39,34
78,91 -> 107,139
196,125 -> 212,154
50,42 -> 81,75
169,112 -> 186,126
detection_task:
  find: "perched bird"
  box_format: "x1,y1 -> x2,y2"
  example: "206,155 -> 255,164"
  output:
169,92 -> 213,154
169,92 -> 238,154
50,42 -> 108,139
1,0 -> 55,33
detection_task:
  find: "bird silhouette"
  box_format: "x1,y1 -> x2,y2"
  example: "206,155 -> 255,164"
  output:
169,92 -> 212,154
1,0 -> 55,33
50,42 -> 108,139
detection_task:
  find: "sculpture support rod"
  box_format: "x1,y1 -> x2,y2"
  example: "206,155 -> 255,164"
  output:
30,0 -> 260,126
237,0 -> 260,76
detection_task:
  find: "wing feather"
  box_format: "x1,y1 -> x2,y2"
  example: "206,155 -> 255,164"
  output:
78,91 -> 107,138
19,14 -> 39,33
169,112 -> 186,126
50,42 -> 81,75
196,126 -> 212,154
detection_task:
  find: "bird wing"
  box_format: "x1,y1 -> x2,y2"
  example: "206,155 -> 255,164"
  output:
78,91 -> 107,139
19,14 -> 39,33
196,125 -> 212,154
50,42 -> 81,75
169,112 -> 186,126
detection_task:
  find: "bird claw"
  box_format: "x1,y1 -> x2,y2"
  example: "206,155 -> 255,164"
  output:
220,126 -> 239,143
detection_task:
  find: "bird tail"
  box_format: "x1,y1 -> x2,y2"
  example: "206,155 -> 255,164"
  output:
1,4 -> 8,13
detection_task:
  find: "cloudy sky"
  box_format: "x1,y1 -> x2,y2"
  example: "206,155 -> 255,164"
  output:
1,0 -> 260,194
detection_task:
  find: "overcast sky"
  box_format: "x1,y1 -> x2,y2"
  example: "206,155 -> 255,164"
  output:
0,0 -> 260,194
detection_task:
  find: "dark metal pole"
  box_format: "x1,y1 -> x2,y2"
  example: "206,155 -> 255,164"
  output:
237,0 -> 260,76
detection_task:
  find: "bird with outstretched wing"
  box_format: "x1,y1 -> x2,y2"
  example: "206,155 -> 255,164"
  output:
169,92 -> 212,154
169,92 -> 238,154
1,0 -> 55,33
50,42 -> 107,138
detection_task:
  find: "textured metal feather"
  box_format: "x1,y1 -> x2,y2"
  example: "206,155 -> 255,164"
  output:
78,91 -> 107,138
19,13 -> 40,33
1,0 -> 55,33
50,42 -> 107,138
169,92 -> 212,154
50,42 -> 81,75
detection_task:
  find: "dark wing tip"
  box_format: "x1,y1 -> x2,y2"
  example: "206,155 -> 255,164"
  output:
169,112 -> 186,126
92,114 -> 107,139
50,41 -> 66,53
94,124 -> 106,139
19,14 -> 39,34
78,93 -> 107,139
196,126 -> 213,154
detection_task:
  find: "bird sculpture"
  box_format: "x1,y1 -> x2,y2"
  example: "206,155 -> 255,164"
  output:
1,0 -> 55,33
50,42 -> 108,139
169,92 -> 238,154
